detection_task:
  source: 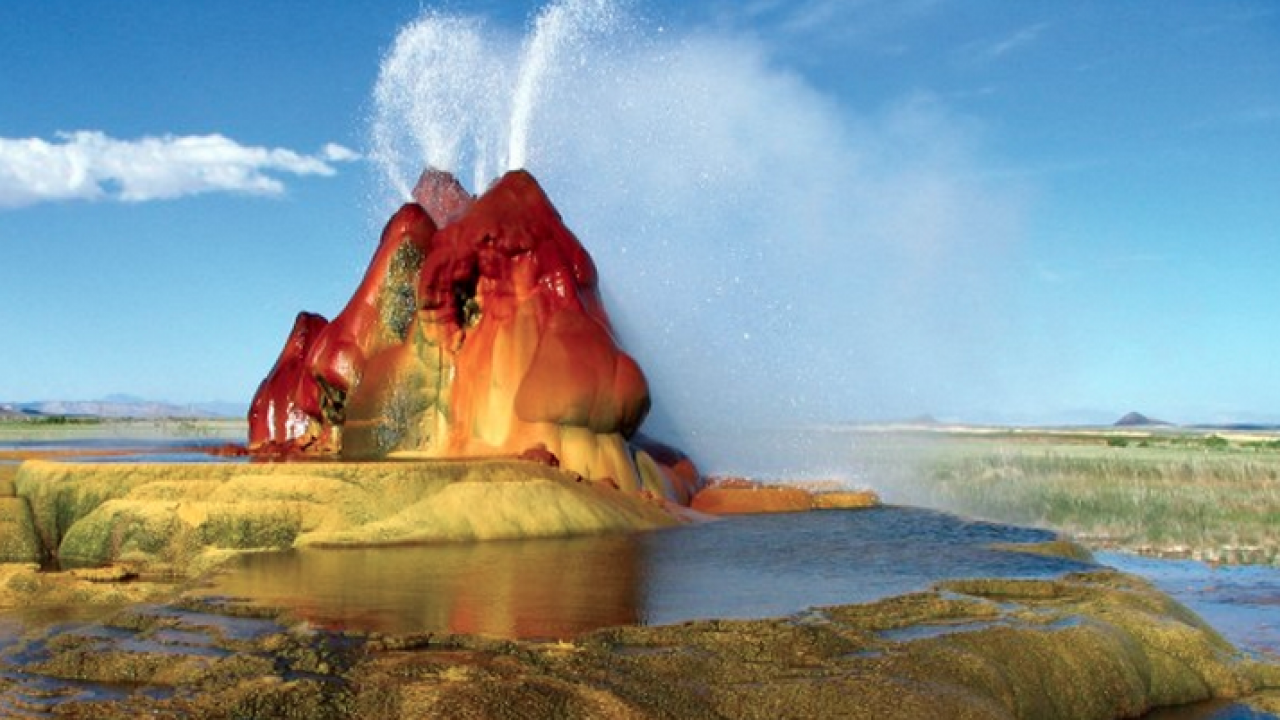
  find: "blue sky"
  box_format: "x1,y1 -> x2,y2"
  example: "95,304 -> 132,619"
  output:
1,0 -> 1277,428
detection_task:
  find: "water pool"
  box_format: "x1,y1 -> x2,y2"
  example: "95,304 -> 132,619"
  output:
195,506 -> 1095,639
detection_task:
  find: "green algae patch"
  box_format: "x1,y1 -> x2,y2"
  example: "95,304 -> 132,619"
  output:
821,591 -> 1003,632
0,497 -> 43,564
988,538 -> 1096,563
306,465 -> 675,546
902,570 -> 1259,716
940,571 -> 1229,641
556,571 -> 1273,720
1248,689 -> 1280,714
0,464 -> 18,496
12,459 -> 678,575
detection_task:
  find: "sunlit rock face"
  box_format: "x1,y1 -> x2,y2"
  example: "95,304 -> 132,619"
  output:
247,312 -> 332,454
248,169 -> 701,504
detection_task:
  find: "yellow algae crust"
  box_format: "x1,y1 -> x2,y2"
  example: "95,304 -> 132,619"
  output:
11,459 -> 677,575
577,570 -> 1277,720
0,562 -> 174,608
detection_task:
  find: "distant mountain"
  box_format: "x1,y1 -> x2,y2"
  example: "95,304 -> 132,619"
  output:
189,401 -> 248,419
1114,411 -> 1173,427
100,393 -> 148,404
1191,422 -> 1280,432
2,399 -> 245,420
0,403 -> 38,419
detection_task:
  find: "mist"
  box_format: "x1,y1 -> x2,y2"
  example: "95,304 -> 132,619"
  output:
369,1 -> 1027,474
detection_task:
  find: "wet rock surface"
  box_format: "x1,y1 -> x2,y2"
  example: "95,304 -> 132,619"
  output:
0,563 -> 1275,719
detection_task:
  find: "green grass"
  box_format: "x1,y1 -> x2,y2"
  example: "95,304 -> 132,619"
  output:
0,418 -> 246,442
921,437 -> 1280,564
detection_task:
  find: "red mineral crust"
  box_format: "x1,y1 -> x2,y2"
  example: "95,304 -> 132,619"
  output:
248,169 -> 702,503
247,312 -> 331,454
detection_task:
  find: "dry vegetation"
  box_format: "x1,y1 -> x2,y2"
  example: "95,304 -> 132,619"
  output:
919,432 -> 1280,564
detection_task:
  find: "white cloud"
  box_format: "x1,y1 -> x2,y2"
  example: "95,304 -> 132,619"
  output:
320,142 -> 363,162
0,131 -> 359,209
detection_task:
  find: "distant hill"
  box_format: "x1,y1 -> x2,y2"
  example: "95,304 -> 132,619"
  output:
1,399 -> 244,420
0,403 -> 39,419
1114,411 -> 1173,427
1182,417 -> 1280,427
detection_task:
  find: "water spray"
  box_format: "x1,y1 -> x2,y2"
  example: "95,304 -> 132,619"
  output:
370,0 -> 619,198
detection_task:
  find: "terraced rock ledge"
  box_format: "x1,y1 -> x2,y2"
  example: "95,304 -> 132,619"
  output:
2,459 -> 678,577
0,561 -> 1276,718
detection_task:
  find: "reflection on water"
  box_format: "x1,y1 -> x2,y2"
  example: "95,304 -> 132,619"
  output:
201,535 -> 645,639
198,507 -> 1095,639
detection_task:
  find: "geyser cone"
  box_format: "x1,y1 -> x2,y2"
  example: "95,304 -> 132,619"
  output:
248,169 -> 701,504
412,168 -> 474,227
419,170 -> 650,438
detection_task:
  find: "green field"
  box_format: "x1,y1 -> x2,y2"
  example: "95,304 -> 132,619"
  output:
914,430 -> 1280,565
0,418 -> 245,443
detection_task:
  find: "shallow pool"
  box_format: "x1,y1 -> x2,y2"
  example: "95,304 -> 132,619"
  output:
195,506 -> 1096,639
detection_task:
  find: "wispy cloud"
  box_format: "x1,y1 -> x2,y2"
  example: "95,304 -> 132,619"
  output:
721,0 -> 942,48
0,131 -> 359,210
773,0 -> 853,36
974,22 -> 1049,61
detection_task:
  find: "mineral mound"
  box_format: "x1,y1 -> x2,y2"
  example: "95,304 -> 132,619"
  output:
249,170 -> 700,504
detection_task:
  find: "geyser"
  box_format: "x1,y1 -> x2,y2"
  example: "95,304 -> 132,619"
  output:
249,168 -> 701,505
366,0 -> 1024,482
